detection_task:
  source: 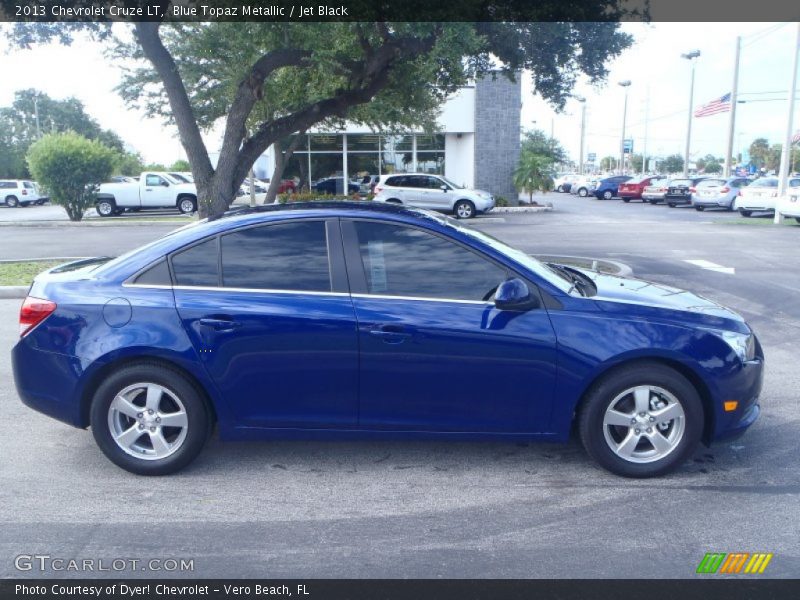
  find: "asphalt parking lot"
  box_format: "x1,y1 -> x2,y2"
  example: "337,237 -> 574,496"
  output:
1,195 -> 799,578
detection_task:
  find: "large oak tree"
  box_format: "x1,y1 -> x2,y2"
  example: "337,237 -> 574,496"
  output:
6,3 -> 636,217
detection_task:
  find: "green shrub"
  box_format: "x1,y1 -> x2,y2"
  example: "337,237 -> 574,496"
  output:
277,191 -> 372,204
494,195 -> 510,207
27,132 -> 116,221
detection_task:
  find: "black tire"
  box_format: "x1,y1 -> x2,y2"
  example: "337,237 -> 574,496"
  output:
177,196 -> 197,215
578,362 -> 704,478
90,362 -> 211,475
385,198 -> 402,204
648,199 -> 659,204
668,202 -> 676,208
603,190 -> 614,200
695,206 -> 705,211
622,198 -> 630,203
738,209 -> 752,217
5,195 -> 19,208
557,185 -> 564,193
454,199 -> 476,219
20,201 -> 31,207
96,198 -> 116,217
578,188 -> 588,198
795,217 -> 800,224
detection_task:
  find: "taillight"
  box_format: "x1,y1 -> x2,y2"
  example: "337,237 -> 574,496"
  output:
19,296 -> 57,337
738,190 -> 743,196
689,187 -> 696,193
374,185 -> 383,194
720,186 -> 730,193
22,189 -> 28,195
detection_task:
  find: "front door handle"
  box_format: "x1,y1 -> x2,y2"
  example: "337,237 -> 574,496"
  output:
199,317 -> 241,332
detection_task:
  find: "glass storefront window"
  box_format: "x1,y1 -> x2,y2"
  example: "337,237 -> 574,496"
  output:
310,154 -> 343,183
417,151 -> 445,175
347,134 -> 380,152
383,134 -> 413,152
310,134 -> 343,152
416,134 -> 445,151
347,154 -> 380,178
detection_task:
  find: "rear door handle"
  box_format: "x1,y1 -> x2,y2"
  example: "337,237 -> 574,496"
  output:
199,317 -> 241,332
368,324 -> 412,344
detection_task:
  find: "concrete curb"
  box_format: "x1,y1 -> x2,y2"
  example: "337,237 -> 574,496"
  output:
0,286 -> 28,299
492,205 -> 553,213
0,220 -> 190,227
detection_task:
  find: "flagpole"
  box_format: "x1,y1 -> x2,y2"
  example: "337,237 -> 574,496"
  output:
775,23 -> 800,224
724,36 -> 741,178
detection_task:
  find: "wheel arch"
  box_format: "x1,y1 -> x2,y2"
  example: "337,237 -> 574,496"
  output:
572,356 -> 715,444
78,353 -> 219,429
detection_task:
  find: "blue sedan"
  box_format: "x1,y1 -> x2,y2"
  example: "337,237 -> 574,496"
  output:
12,202 -> 763,477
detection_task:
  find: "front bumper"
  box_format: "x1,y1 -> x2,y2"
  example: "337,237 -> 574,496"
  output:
710,356 -> 764,443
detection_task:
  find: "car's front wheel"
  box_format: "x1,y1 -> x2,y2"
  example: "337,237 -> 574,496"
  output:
578,362 -> 703,478
738,209 -> 752,217
454,199 -> 476,219
578,188 -> 588,197
5,195 -> 19,207
695,206 -> 705,211
90,363 -> 211,475
795,217 -> 800,224
603,190 -> 614,200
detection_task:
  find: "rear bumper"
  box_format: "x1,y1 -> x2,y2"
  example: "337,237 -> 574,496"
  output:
618,191 -> 641,199
12,339 -> 88,428
693,197 -> 733,208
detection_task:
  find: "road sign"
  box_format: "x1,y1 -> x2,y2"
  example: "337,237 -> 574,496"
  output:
587,152 -> 596,162
622,139 -> 634,154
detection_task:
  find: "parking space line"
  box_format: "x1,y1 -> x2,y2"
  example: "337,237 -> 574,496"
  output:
684,259 -> 735,275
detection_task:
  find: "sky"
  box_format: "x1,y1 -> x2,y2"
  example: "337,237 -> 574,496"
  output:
0,22 -> 798,166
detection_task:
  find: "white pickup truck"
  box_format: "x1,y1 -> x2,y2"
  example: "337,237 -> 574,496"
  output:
95,172 -> 198,216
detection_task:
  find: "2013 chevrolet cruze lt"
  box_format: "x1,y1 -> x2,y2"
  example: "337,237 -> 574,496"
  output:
12,202 -> 763,477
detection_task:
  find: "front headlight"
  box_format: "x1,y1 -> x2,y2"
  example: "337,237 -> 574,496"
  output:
708,330 -> 756,362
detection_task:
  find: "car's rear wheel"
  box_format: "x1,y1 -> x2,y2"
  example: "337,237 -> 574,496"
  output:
454,199 -> 476,219
738,209 -> 752,217
795,217 -> 800,224
695,206 -> 705,211
557,185 -> 564,193
90,363 -> 211,475
578,188 -> 588,197
622,198 -> 630,203
578,362 -> 703,478
96,199 -> 115,217
5,195 -> 19,207
178,196 -> 197,215
385,198 -> 402,204
668,202 -> 676,208
603,191 -> 614,200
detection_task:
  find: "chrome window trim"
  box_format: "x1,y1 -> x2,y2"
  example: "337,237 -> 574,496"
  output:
122,282 -> 492,305
351,293 -> 492,306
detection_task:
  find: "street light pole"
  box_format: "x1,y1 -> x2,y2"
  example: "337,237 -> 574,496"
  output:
576,96 -> 586,175
618,80 -> 631,175
681,50 -> 701,177
724,37 -> 742,177
775,22 -> 800,224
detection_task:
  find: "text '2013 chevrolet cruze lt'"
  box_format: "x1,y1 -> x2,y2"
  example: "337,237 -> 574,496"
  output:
13,202 -> 763,477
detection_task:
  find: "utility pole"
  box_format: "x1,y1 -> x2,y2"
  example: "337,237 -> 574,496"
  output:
682,50 -> 701,177
618,80 -> 631,175
33,93 -> 41,139
576,97 -> 586,175
724,37 -> 742,177
249,167 -> 256,207
775,23 -> 800,224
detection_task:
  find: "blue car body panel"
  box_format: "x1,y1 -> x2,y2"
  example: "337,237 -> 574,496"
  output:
12,203 -> 763,446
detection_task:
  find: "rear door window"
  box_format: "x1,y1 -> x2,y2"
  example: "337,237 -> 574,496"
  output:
171,237 -> 220,287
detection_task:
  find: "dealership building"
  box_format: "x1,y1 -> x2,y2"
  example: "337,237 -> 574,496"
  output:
253,74 -> 521,200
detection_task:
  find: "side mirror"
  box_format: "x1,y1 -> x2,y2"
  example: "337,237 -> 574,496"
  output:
161,181 -> 170,187
494,278 -> 539,311
440,185 -> 448,192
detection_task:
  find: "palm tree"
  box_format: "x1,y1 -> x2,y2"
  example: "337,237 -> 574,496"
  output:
513,152 -> 554,204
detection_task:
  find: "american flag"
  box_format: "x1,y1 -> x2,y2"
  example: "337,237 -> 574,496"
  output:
694,93 -> 732,118
792,129 -> 800,145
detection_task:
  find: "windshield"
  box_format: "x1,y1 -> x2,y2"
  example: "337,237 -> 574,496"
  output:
751,178 -> 778,187
433,214 -> 574,293
440,176 -> 463,189
671,179 -> 691,186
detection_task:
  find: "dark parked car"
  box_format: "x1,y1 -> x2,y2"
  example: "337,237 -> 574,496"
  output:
666,177 -> 708,207
313,177 -> 360,195
618,176 -> 663,202
13,203 -> 763,478
593,176 -> 632,200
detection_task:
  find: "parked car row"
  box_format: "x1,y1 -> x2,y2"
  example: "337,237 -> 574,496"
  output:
562,172 -> 800,220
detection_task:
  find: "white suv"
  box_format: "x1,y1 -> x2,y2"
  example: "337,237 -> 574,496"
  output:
373,173 -> 494,219
0,180 -> 47,207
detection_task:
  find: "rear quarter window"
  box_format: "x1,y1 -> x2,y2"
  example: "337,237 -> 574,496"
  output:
385,176 -> 406,187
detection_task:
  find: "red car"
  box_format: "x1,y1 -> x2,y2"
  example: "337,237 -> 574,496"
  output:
619,176 -> 662,202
